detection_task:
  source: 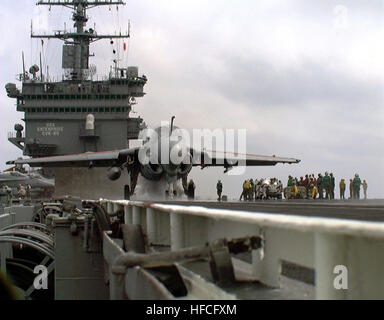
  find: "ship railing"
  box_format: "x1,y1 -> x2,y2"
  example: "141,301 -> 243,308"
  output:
101,199 -> 384,300
8,132 -> 25,139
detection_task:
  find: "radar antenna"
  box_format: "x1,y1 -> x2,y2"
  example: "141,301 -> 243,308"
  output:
32,1 -> 130,80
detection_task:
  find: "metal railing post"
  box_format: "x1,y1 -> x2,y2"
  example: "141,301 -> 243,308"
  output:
109,273 -> 125,300
170,213 -> 185,250
315,233 -> 348,300
113,203 -> 121,214
107,202 -> 114,215
133,206 -> 141,225
146,207 -> 157,245
124,205 -> 133,225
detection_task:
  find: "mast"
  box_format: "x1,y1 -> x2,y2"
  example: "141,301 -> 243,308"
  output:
32,0 -> 130,80
22,52 -> 26,81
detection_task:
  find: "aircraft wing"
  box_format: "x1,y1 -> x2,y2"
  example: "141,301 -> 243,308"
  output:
7,147 -> 300,169
0,172 -> 28,184
6,148 -> 139,168
192,149 -> 301,167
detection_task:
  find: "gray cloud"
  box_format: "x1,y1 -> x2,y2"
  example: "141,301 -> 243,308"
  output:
209,56 -> 383,109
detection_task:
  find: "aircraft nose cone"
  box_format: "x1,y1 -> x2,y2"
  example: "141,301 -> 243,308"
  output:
169,142 -> 189,167
170,143 -> 182,163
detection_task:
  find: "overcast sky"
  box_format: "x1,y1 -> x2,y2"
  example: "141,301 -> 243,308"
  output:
0,0 -> 383,199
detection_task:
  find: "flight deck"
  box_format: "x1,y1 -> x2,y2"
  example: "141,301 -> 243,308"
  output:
154,199 -> 384,222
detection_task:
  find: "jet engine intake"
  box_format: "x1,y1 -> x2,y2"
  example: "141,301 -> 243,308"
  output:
177,154 -> 193,178
107,167 -> 122,181
140,163 -> 164,181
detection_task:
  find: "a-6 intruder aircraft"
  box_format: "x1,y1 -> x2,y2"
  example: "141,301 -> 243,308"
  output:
8,119 -> 300,199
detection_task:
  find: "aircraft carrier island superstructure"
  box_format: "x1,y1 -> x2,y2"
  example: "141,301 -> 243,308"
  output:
5,0 -> 146,199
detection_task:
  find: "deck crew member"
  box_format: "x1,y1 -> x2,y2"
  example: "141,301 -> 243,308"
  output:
349,179 -> 353,199
287,176 -> 294,188
217,180 -> 223,201
353,174 -> 362,199
278,180 -> 283,199
317,174 -> 324,199
290,181 -> 299,199
330,173 -> 335,200
339,179 -> 347,199
187,179 -> 196,200
362,180 -> 368,200
249,179 -> 255,201
339,179 -> 346,199
2,185 -> 12,207
17,184 -> 26,199
309,179 -> 318,199
240,180 -> 247,201
26,185 -> 32,200
261,180 -> 268,200
323,172 -> 332,200
244,180 -> 252,201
